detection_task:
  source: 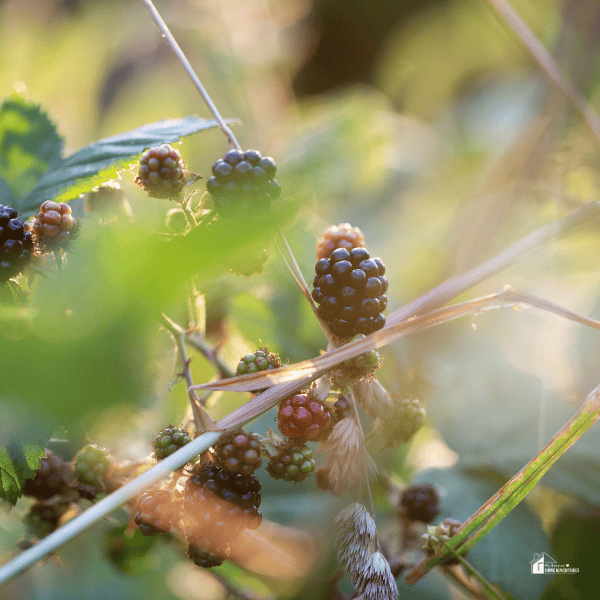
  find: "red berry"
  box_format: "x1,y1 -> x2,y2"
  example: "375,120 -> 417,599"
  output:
277,391 -> 333,443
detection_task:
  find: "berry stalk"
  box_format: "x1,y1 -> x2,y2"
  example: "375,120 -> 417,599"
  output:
141,0 -> 242,151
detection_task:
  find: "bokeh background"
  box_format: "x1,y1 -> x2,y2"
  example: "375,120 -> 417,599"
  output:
1,0 -> 600,598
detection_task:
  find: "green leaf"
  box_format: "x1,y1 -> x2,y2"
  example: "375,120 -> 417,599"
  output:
0,175 -> 15,205
409,467 -> 551,600
102,524 -> 158,576
0,94 -> 63,199
20,116 -> 237,214
0,442 -> 45,505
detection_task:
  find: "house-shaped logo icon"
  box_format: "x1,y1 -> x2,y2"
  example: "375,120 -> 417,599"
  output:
531,553 -> 557,574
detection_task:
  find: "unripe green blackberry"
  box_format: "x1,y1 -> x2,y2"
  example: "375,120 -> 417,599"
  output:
277,391 -> 333,443
214,429 -> 263,475
33,201 -> 79,249
74,444 -> 113,486
206,149 -> 280,218
316,223 -> 365,260
152,425 -> 192,460
135,144 -> 186,199
187,543 -> 227,568
400,484 -> 440,523
312,247 -> 387,339
423,518 -> 463,565
23,450 -> 72,501
25,502 -> 68,539
266,440 -> 316,483
236,347 -> 282,376
329,333 -> 381,388
134,487 -> 179,536
0,204 -> 34,283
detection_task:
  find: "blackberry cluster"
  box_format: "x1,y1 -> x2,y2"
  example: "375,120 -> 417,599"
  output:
135,144 -> 186,199
152,425 -> 192,460
23,450 -> 72,501
266,441 -> 316,483
236,347 -> 281,375
74,445 -> 113,486
214,429 -> 262,476
184,464 -> 262,547
312,247 -> 387,338
277,391 -> 333,443
0,204 -> 34,283
206,150 -> 280,218
316,223 -> 365,260
330,333 -> 381,388
134,487 -> 179,536
187,544 -> 226,569
33,201 -> 79,248
400,484 -> 440,524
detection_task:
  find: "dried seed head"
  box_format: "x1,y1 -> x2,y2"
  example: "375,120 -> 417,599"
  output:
334,503 -> 377,577
354,551 -> 399,600
325,417 -> 378,495
353,378 -> 394,421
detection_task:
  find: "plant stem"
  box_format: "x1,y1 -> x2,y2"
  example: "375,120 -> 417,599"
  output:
141,0 -> 242,151
0,430 -> 222,585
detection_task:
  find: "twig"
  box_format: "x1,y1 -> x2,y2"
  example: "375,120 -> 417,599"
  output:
141,0 -> 242,151
187,330 -> 235,379
483,0 -> 600,146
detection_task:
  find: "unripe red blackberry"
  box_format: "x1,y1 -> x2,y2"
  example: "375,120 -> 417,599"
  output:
206,149 -> 280,218
277,391 -> 333,443
23,450 -> 72,500
236,347 -> 282,376
187,543 -> 227,568
133,487 -> 179,536
316,223 -> 365,260
214,429 -> 263,476
0,204 -> 34,283
184,464 -> 262,544
74,444 -> 113,486
311,247 -> 387,339
152,425 -> 192,460
135,144 -> 186,199
32,201 -> 79,249
266,440 -> 316,483
400,484 -> 440,523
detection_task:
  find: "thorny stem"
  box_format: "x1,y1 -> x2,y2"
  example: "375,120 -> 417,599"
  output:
141,0 -> 242,151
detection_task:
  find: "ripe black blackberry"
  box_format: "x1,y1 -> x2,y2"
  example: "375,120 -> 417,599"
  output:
266,440 -> 316,483
311,247 -> 387,338
187,543 -> 227,568
133,487 -> 179,536
23,450 -> 72,501
400,484 -> 440,523
152,425 -> 192,460
206,149 -> 280,218
135,144 -> 186,199
184,464 -> 262,545
0,204 -> 34,283
214,429 -> 263,476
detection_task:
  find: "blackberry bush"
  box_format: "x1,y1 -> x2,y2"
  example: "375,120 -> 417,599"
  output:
206,149 -> 280,218
134,143 -> 186,199
74,445 -> 113,486
0,204 -> 34,283
133,487 -> 179,536
213,429 -> 263,475
400,484 -> 440,524
266,440 -> 316,483
316,223 -> 365,260
23,450 -> 72,501
152,425 -> 192,460
277,391 -> 333,442
32,201 -> 79,249
311,247 -> 387,339
236,347 -> 282,375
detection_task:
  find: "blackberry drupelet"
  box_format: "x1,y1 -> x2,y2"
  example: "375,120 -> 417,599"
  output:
33,201 -> 79,248
23,450 -> 72,500
187,543 -> 227,568
214,429 -> 263,476
134,487 -> 179,536
134,144 -> 186,199
332,395 -> 353,422
400,484 -> 440,523
184,464 -> 262,546
0,204 -> 34,283
311,247 -> 387,339
316,223 -> 365,260
152,425 -> 192,460
266,441 -> 316,483
206,149 -> 280,218
277,391 -> 333,443
236,347 -> 281,375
